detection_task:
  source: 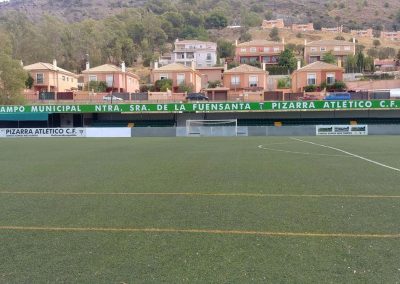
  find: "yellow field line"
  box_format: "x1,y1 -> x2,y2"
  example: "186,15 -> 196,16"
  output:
0,226 -> 399,238
1,191 -> 400,199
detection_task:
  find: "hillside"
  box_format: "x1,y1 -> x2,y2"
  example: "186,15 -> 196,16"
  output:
0,0 -> 399,29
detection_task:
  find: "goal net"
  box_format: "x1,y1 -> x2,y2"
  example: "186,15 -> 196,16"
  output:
186,119 -> 238,137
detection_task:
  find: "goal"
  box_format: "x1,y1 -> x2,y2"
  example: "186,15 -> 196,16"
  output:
186,119 -> 238,137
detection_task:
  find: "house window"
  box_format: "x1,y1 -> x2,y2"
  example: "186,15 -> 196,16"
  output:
263,47 -> 270,52
67,77 -> 69,82
344,46 -> 351,51
241,48 -> 247,52
307,73 -> 316,85
231,76 -> 240,87
106,75 -> 114,87
249,75 -> 258,87
206,53 -> 212,61
327,73 -> 335,85
273,47 -> 280,52
334,46 -> 340,51
310,47 -> 317,52
160,74 -> 168,80
89,75 -> 97,82
36,73 -> 44,84
320,47 -> 326,51
250,47 -> 257,53
177,74 -> 185,85
187,53 -> 194,59
62,76 -> 65,81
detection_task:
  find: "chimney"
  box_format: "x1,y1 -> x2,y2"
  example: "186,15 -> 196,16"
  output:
121,61 -> 126,73
53,59 -> 57,68
282,37 -> 285,45
297,59 -> 302,70
191,60 -> 196,70
20,60 -> 23,67
224,62 -> 228,71
85,61 -> 90,70
175,38 -> 179,43
154,62 -> 159,70
352,37 -> 356,43
304,39 -> 307,46
337,59 -> 342,68
235,39 -> 238,46
262,62 -> 266,71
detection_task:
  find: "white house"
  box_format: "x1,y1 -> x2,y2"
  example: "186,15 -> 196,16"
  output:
172,39 -> 217,68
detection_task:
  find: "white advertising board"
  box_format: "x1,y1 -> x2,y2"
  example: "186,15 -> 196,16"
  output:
0,128 -> 86,138
316,125 -> 368,136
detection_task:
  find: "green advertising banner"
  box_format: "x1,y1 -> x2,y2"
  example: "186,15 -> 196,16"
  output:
0,100 -> 399,114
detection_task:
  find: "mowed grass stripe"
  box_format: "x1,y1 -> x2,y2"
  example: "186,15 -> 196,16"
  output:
1,226 -> 399,238
1,191 -> 400,199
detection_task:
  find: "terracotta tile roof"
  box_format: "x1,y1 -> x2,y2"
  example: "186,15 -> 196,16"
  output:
237,40 -> 282,47
295,61 -> 343,72
82,64 -> 139,79
224,64 -> 267,74
307,39 -> 355,46
154,63 -> 193,71
23,62 -> 77,77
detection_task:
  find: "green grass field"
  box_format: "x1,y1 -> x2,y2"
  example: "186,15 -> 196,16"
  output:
1,136 -> 400,283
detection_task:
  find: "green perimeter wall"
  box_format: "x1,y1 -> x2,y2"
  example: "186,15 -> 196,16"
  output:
0,100 -> 400,114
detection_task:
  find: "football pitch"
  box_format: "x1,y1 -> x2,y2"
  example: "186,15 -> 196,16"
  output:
0,136 -> 400,283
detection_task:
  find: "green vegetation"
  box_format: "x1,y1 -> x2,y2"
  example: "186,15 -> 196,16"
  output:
87,81 -> 107,92
178,82 -> 194,93
278,49 -> 297,73
277,77 -> 291,88
0,137 -> 400,282
304,85 -> 317,92
322,51 -> 337,64
154,79 -> 173,92
0,35 -> 27,104
207,80 -> 222,88
269,27 -> 280,41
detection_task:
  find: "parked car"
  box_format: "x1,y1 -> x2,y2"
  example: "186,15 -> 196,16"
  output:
324,92 -> 351,101
186,93 -> 209,101
103,95 -> 123,101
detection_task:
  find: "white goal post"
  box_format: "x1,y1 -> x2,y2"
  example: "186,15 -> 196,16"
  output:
186,119 -> 238,137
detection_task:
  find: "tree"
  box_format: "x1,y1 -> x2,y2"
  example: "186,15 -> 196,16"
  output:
178,82 -> 194,93
0,52 -> 27,104
204,13 -> 228,29
155,79 -> 173,92
373,39 -> 381,48
239,29 -> 252,42
345,54 -> 357,73
269,27 -> 280,41
278,49 -> 297,73
363,56 -> 375,72
87,81 -> 107,92
334,35 -> 345,41
356,51 -> 365,73
25,74 -> 34,89
322,51 -> 337,64
217,40 -> 235,58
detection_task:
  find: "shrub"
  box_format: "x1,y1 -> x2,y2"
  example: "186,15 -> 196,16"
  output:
277,77 -> 291,88
304,85 -> 317,92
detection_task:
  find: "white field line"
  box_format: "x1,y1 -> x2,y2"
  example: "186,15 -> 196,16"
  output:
1,191 -> 400,199
290,138 -> 400,173
0,226 -> 399,238
257,145 -> 348,157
